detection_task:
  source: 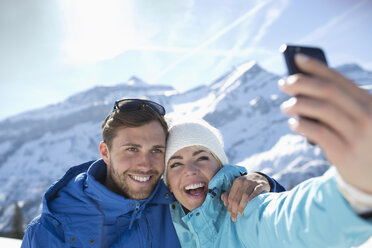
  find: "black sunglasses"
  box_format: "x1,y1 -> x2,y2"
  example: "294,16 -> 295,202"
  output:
109,99 -> 166,118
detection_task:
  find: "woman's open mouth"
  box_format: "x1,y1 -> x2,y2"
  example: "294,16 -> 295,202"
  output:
184,182 -> 207,198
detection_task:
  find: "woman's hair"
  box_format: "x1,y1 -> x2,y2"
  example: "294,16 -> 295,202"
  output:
163,119 -> 228,185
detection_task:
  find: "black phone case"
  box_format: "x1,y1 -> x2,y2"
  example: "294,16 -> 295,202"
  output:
280,44 -> 328,145
281,45 -> 328,75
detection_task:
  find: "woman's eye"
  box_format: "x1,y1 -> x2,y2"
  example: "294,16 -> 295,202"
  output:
197,156 -> 209,161
170,162 -> 182,169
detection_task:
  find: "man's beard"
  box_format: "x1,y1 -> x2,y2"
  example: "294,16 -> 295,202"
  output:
107,161 -> 161,200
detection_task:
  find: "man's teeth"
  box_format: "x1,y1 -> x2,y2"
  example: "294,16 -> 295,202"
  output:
185,183 -> 205,190
133,175 -> 150,182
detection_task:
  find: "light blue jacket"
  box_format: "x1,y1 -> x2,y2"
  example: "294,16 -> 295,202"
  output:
170,165 -> 372,248
22,159 -> 181,248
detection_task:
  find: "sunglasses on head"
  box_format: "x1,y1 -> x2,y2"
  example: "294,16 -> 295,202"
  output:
109,99 -> 166,118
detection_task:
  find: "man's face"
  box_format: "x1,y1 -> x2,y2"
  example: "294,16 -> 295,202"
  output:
100,121 -> 166,200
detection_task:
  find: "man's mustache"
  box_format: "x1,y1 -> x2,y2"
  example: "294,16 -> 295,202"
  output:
126,170 -> 160,176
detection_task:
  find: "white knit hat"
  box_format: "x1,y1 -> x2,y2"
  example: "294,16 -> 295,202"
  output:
163,119 -> 228,185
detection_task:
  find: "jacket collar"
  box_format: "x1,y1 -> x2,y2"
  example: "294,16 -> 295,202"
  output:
170,165 -> 246,247
180,165 -> 246,222
42,159 -> 175,218
84,159 -> 175,217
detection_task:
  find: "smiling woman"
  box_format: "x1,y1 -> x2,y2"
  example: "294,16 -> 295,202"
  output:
167,146 -> 222,211
163,118 -> 372,248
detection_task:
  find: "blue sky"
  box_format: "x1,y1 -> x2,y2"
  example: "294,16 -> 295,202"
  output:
0,0 -> 371,121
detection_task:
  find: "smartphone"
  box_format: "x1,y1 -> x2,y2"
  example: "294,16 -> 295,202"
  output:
280,44 -> 328,145
279,44 -> 328,75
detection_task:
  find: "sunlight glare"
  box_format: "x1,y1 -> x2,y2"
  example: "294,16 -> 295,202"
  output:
59,0 -> 136,65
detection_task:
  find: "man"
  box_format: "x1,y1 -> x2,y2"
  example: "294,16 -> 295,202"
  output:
21,99 -> 284,247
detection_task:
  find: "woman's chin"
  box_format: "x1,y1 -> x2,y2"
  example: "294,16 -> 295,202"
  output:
183,198 -> 205,212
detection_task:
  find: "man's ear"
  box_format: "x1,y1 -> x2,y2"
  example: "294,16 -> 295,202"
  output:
99,141 -> 110,164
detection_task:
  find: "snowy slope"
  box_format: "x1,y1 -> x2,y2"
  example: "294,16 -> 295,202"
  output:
0,237 -> 22,247
0,78 -> 176,232
0,62 -> 371,234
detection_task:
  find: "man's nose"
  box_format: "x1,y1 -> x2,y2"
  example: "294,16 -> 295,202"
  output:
137,153 -> 152,169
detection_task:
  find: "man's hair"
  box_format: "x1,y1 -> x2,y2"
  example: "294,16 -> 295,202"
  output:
101,105 -> 168,149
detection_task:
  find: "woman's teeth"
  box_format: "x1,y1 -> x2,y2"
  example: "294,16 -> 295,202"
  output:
185,183 -> 205,190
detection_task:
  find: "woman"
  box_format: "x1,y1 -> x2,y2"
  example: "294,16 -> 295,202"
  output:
164,119 -> 372,247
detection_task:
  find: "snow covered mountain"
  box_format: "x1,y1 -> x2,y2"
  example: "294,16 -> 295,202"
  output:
0,62 -> 371,233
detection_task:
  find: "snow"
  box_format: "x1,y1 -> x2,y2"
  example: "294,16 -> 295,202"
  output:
0,63 -> 371,243
357,237 -> 372,248
0,237 -> 22,247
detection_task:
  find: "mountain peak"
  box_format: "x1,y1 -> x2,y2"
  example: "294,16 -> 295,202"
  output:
336,63 -> 364,73
236,61 -> 257,70
233,61 -> 271,81
125,76 -> 148,86
209,61 -> 270,92
232,61 -> 266,75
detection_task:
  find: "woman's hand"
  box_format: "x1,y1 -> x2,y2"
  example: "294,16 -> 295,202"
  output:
279,54 -> 372,194
221,173 -> 270,222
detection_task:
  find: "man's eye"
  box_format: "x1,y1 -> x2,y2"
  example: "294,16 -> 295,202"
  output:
152,149 -> 163,154
127,147 -> 137,152
197,156 -> 209,161
170,162 -> 182,169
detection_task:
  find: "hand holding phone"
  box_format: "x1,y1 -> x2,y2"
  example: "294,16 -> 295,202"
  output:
279,44 -> 328,145
279,44 -> 372,194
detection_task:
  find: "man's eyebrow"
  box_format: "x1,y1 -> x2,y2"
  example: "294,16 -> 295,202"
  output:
121,143 -> 141,147
153,145 -> 166,149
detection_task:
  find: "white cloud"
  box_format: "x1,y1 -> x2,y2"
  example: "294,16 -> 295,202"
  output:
251,0 -> 290,45
152,0 -> 272,83
215,0 -> 289,73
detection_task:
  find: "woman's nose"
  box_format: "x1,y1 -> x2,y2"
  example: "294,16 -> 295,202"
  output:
184,161 -> 198,175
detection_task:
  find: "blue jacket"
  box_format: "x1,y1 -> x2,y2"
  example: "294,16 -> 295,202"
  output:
170,165 -> 372,248
21,159 -> 181,248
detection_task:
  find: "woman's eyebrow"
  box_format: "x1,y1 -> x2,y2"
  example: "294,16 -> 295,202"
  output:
169,155 -> 183,161
192,150 -> 206,156
169,150 -> 207,161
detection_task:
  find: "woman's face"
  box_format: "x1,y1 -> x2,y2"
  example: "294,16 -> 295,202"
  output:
166,146 -> 221,211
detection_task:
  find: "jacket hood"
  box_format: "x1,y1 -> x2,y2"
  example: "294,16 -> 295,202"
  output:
42,159 -> 175,218
41,160 -> 93,217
